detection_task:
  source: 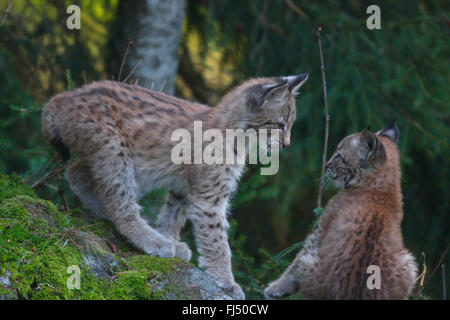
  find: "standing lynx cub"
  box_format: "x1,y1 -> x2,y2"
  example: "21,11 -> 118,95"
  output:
265,122 -> 418,299
42,74 -> 309,299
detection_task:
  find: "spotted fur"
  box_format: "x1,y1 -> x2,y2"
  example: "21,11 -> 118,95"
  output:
265,123 -> 418,300
41,74 -> 309,299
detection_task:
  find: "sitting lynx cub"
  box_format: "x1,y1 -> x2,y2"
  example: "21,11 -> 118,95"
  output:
265,122 -> 417,300
41,74 -> 309,299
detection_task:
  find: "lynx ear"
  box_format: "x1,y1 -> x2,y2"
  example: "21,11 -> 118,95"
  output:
377,120 -> 399,143
248,81 -> 289,112
358,129 -> 383,168
261,80 -> 289,101
285,72 -> 310,94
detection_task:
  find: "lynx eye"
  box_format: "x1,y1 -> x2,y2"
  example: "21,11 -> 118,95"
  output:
274,122 -> 285,129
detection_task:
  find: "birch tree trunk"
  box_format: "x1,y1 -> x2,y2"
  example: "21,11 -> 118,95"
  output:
113,0 -> 186,95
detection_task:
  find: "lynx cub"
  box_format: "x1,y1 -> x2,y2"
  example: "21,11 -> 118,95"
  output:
42,74 -> 309,299
265,122 -> 418,299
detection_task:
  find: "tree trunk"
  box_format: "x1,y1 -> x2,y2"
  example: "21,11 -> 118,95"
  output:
110,0 -> 186,95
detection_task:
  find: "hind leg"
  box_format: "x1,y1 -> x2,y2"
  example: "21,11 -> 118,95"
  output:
156,190 -> 192,260
88,150 -> 175,258
66,159 -> 104,218
397,250 -> 418,298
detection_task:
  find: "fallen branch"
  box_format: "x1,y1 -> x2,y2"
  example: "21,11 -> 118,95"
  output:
316,26 -> 330,210
32,161 -> 67,191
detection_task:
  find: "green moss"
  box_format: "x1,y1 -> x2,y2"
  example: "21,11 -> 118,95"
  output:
0,194 -> 86,299
0,174 -> 36,202
0,195 -> 64,230
123,255 -> 177,275
107,270 -> 151,299
0,286 -> 16,299
103,255 -> 180,300
67,210 -> 131,254
0,175 -> 188,300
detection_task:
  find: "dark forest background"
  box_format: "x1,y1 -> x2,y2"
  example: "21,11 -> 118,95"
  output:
0,0 -> 448,299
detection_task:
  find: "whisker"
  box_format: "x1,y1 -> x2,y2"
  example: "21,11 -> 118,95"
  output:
318,173 -> 333,190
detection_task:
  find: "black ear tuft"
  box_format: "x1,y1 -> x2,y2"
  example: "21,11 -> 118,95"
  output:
286,72 -> 310,92
378,120 -> 399,143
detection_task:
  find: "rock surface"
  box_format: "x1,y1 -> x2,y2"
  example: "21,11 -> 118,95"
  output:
0,175 -> 232,300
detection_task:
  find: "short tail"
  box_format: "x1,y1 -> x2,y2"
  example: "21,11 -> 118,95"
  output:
41,101 -> 71,161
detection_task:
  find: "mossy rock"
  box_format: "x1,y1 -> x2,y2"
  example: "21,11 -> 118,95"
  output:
0,174 -> 36,202
0,175 -> 232,300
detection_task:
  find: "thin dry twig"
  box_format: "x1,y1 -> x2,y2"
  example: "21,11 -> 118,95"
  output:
413,243 -> 449,299
316,26 -> 330,210
415,252 -> 427,287
57,174 -> 69,212
58,185 -> 69,212
281,0 -> 310,21
442,264 -> 446,300
31,161 -> 67,191
25,152 -> 57,184
123,55 -> 145,83
81,70 -> 88,84
40,153 -> 57,172
0,1 -> 12,27
106,241 -> 118,255
118,39 -> 133,81
159,77 -> 167,92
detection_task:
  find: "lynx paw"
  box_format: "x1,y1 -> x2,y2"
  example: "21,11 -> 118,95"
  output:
219,281 -> 245,300
264,282 -> 290,300
174,241 -> 192,261
142,239 -> 176,258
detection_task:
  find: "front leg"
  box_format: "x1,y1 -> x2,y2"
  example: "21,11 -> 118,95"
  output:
188,196 -> 245,300
264,228 -> 322,300
156,190 -> 192,261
